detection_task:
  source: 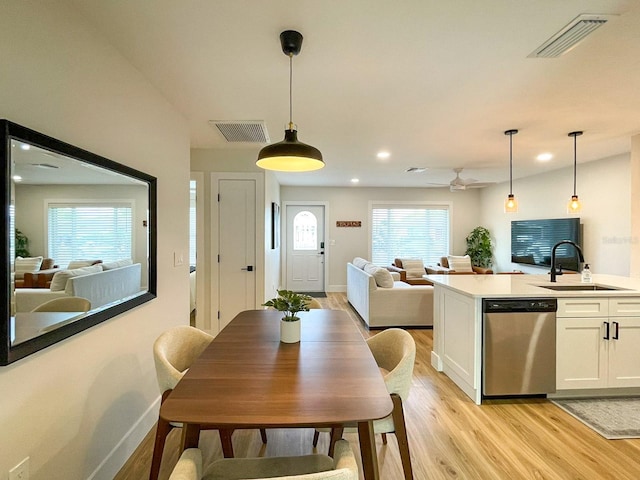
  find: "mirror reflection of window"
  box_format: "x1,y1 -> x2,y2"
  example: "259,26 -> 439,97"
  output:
293,211 -> 317,250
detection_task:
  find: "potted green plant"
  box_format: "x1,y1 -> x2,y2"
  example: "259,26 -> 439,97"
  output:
465,226 -> 493,269
15,228 -> 30,257
263,290 -> 312,343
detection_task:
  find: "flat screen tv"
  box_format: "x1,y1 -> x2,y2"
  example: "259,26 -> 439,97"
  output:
511,218 -> 582,272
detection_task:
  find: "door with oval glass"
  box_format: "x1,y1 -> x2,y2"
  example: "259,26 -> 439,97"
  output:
285,205 -> 325,293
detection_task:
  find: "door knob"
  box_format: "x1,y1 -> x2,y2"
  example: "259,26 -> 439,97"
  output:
241,265 -> 254,271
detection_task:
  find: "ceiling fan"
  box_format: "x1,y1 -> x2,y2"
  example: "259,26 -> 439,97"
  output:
427,168 -> 495,192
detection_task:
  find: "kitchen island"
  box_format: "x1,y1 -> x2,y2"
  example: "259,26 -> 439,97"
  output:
426,273 -> 640,404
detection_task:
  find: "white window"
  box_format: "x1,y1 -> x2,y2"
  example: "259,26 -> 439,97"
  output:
293,211 -> 317,250
48,202 -> 133,268
371,203 -> 450,267
189,180 -> 197,266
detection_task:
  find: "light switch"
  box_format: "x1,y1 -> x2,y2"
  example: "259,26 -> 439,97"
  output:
174,252 -> 184,267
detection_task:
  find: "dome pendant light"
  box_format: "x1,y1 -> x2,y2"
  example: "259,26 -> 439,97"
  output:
504,129 -> 519,213
567,131 -> 583,214
256,30 -> 324,172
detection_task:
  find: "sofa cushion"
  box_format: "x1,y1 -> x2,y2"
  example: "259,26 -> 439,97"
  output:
398,258 -> 425,279
102,258 -> 133,270
352,257 -> 369,270
447,255 -> 474,273
67,259 -> 103,269
364,263 -> 394,288
14,256 -> 44,279
50,265 -> 103,291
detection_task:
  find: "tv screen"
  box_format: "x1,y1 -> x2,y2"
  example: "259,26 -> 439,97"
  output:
511,218 -> 582,271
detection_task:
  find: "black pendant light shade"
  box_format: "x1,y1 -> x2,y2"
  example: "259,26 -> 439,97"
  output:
567,131 -> 583,213
256,30 -> 324,172
504,129 -> 518,213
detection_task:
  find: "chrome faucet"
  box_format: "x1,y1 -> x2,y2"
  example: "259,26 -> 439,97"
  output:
550,240 -> 585,282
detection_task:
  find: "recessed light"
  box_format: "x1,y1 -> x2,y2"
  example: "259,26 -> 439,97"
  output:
20,144 -> 30,151
12,175 -> 22,182
537,153 -> 553,162
376,151 -> 390,159
350,178 -> 360,183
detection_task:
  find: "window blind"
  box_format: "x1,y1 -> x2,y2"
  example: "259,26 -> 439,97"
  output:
371,204 -> 450,267
48,202 -> 133,268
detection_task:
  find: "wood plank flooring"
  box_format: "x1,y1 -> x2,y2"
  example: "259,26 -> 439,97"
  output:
115,293 -> 640,480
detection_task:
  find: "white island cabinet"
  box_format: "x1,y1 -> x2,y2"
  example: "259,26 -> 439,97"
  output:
427,273 -> 640,405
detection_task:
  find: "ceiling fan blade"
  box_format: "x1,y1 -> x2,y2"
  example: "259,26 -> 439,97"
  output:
466,182 -> 496,188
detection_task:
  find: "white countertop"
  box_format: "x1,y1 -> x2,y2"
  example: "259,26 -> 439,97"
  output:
424,273 -> 640,298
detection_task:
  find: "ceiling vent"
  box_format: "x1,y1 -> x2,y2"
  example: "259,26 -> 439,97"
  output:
209,120 -> 270,143
405,167 -> 427,173
528,14 -> 613,58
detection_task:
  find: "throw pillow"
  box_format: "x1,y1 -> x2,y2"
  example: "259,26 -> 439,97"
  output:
101,258 -> 133,270
14,256 -> 44,279
50,264 -> 103,292
447,255 -> 474,273
352,257 -> 369,270
399,258 -> 426,279
364,263 -> 394,288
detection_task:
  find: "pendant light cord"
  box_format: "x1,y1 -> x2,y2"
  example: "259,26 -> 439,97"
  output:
509,132 -> 513,195
288,54 -> 294,131
573,133 -> 577,196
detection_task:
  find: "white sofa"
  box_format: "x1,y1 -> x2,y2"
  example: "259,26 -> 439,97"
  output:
347,259 -> 434,328
15,263 -> 142,312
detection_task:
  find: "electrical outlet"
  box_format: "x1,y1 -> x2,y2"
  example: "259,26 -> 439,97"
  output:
9,457 -> 29,480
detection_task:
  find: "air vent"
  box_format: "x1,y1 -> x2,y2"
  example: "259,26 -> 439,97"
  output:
29,163 -> 59,169
405,167 -> 427,173
209,120 -> 270,143
528,14 -> 613,58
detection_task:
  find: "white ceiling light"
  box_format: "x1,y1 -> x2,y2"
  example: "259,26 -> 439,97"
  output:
376,151 -> 390,159
528,14 -> 614,58
536,153 -> 553,162
350,178 -> 359,183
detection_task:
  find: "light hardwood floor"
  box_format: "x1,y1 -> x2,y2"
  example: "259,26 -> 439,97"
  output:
116,293 -> 640,480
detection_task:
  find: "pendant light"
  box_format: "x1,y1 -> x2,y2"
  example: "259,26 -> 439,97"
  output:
567,131 -> 583,214
256,30 -> 324,172
504,129 -> 518,213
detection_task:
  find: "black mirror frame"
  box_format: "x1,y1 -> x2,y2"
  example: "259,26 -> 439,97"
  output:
1,120 -> 157,365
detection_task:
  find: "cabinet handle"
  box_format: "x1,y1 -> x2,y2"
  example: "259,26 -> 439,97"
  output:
603,321 -> 610,340
612,321 -> 619,340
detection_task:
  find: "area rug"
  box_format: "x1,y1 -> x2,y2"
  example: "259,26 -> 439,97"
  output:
298,292 -> 327,298
552,397 -> 640,439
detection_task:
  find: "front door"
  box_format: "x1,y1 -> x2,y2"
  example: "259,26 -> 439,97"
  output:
218,178 -> 256,330
285,205 -> 325,292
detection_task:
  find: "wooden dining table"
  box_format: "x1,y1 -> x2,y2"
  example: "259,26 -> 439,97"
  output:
159,308 -> 393,480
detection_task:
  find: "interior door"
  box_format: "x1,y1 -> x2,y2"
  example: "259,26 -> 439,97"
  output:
285,205 -> 325,292
218,178 -> 256,330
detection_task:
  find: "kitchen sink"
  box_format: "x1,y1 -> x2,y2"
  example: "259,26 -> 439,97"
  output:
536,284 -> 626,291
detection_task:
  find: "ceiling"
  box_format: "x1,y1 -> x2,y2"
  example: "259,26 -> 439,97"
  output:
70,0 -> 640,188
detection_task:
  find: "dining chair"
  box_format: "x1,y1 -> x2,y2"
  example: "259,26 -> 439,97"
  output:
312,328 -> 416,480
30,296 -> 91,312
168,439 -> 358,480
150,325 -> 268,480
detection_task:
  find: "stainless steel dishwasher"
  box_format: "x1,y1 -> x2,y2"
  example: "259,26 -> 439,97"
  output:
483,298 -> 557,397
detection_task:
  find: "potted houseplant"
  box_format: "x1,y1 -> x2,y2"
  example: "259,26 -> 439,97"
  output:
263,289 -> 312,343
15,228 -> 30,258
465,226 -> 493,269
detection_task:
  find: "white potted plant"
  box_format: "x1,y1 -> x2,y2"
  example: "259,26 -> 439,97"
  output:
262,290 -> 312,343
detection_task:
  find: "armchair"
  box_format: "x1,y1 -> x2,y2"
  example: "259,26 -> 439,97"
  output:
14,258 -> 58,288
389,258 -> 432,285
426,255 -> 493,275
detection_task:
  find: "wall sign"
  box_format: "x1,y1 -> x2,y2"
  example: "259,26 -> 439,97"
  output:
336,221 -> 361,227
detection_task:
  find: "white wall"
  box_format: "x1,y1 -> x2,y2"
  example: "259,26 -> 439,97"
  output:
281,186 -> 484,290
1,3 -> 190,479
480,154 -> 631,275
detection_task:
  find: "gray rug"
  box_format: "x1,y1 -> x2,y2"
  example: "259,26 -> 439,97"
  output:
552,397 -> 640,439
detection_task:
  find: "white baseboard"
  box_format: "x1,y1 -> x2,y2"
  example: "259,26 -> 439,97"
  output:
88,396 -> 161,480
326,284 -> 346,292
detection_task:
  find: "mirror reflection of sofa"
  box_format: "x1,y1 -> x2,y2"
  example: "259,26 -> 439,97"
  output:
15,260 -> 142,313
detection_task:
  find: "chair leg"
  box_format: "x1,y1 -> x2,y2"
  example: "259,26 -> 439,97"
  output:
260,428 -> 268,444
391,394 -> 413,480
219,429 -> 235,458
382,433 -> 388,444
312,430 -> 320,447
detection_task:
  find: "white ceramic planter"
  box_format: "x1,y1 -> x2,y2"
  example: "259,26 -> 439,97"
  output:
280,318 -> 301,343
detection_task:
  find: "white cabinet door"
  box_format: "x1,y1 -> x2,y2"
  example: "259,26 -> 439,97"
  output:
557,317 -> 608,390
608,317 -> 640,388
441,290 -> 477,391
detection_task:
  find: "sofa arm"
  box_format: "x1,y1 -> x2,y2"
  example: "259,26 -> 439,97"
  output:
21,269 -> 60,288
426,265 -> 450,274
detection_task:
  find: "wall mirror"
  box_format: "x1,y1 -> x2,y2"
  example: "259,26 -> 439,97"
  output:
1,120 -> 157,365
